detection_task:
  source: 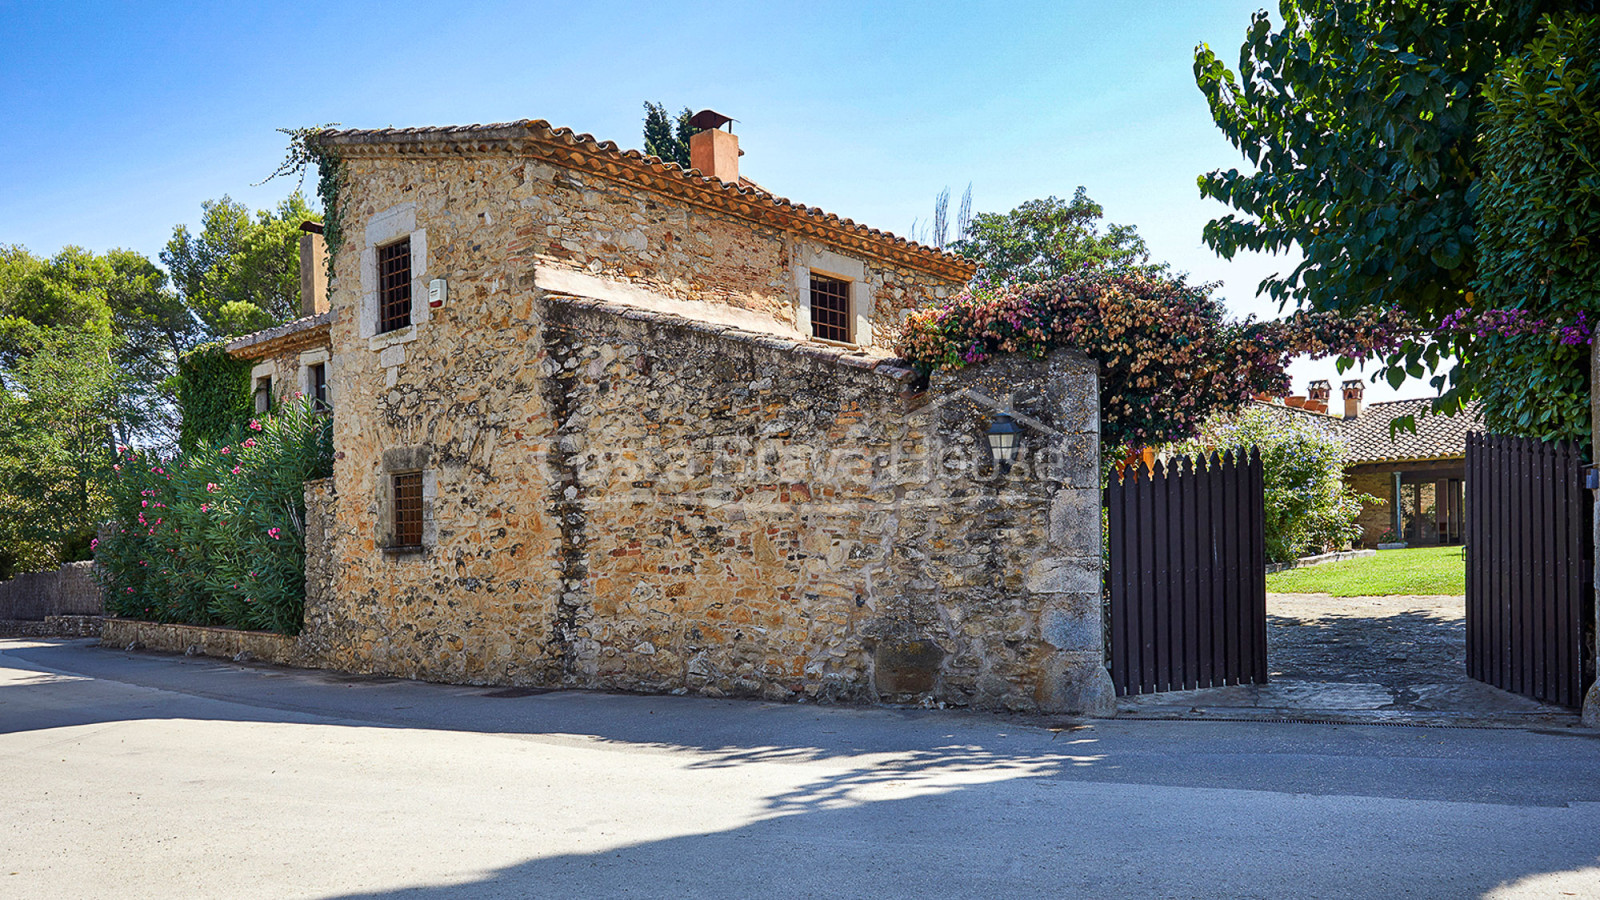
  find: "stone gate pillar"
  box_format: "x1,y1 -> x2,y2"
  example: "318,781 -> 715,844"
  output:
882,348 -> 1114,715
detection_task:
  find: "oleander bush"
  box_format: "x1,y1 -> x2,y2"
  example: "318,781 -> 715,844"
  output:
96,396 -> 332,634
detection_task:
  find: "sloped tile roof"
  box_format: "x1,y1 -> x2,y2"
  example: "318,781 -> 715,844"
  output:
1250,397 -> 1481,465
225,311 -> 332,359
313,119 -> 976,281
1342,398 -> 1482,464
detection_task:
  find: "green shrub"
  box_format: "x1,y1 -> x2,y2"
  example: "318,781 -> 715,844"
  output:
96,397 -> 332,634
1170,407 -> 1374,563
175,341 -> 253,453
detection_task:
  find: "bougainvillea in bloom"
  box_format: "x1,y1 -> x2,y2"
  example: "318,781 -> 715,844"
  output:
896,270 -> 1410,450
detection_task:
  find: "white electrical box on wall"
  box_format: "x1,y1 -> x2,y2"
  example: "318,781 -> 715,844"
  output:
428,278 -> 447,308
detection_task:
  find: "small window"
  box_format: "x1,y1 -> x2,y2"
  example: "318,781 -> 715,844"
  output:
308,362 -> 329,411
377,239 -> 412,334
809,274 -> 851,343
392,472 -> 423,549
253,376 -> 272,414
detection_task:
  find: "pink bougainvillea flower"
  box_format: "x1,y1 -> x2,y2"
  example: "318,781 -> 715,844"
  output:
248,419 -> 262,431
89,538 -> 98,550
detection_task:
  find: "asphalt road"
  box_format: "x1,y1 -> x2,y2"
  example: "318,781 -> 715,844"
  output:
2,638 -> 1599,899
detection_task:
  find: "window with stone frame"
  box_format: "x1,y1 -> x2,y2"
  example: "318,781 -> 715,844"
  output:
809,273 -> 851,343
391,472 -> 424,549
253,375 -> 272,414
377,238 -> 412,334
308,362 -> 330,411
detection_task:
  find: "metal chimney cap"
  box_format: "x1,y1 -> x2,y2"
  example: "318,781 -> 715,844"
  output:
687,109 -> 736,133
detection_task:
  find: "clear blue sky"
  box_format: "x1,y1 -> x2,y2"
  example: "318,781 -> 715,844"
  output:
0,0 -> 1429,401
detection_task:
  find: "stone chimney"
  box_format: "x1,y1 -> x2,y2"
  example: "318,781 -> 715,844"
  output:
1308,380 -> 1331,405
687,109 -> 741,185
1342,379 -> 1365,419
299,221 -> 328,316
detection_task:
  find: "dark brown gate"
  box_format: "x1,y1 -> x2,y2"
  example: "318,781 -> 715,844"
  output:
1106,449 -> 1267,696
1465,433 -> 1595,707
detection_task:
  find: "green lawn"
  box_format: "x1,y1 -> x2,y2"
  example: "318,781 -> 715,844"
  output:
1265,545 -> 1466,596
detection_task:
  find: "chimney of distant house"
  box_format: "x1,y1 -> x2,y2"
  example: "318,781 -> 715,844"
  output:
687,109 -> 741,185
1342,379 -> 1365,419
299,221 -> 328,316
1308,380 -> 1331,405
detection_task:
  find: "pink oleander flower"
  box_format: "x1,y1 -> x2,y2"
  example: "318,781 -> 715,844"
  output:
141,500 -> 148,508
206,483 -> 218,492
267,527 -> 282,540
231,466 -> 241,475
243,438 -> 257,449
200,503 -> 208,512
89,538 -> 98,550
220,447 -> 231,455
248,419 -> 262,431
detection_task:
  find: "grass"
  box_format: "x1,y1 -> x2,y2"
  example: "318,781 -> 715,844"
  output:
1265,545 -> 1466,597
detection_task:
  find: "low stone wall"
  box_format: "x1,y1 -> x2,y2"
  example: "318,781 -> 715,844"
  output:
1266,549 -> 1377,574
101,618 -> 304,666
0,561 -> 100,620
0,615 -> 103,638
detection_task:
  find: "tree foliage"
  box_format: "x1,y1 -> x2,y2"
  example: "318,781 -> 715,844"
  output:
1455,14 -> 1600,445
952,188 -> 1163,284
175,341 -> 254,453
1193,0 -> 1589,408
1171,407 -> 1373,562
643,102 -> 693,168
895,269 -> 1410,448
161,193 -> 319,337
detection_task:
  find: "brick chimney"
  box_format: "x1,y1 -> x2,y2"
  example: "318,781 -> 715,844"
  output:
687,109 -> 740,185
299,221 -> 328,316
1342,379 -> 1365,419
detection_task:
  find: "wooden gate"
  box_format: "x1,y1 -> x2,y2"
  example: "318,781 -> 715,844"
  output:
1106,449 -> 1267,696
1465,433 -> 1595,707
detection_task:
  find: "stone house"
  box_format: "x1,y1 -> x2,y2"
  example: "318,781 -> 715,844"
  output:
227,222 -> 334,412
238,115 -> 1115,714
1259,380 -> 1481,548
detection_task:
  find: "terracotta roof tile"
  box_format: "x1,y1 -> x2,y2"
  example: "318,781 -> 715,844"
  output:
1249,397 -> 1482,464
314,119 -> 975,281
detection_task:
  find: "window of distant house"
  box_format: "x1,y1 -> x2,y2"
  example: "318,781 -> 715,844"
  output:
308,362 -> 329,411
253,375 -> 272,414
809,273 -> 851,343
392,472 -> 423,549
378,238 -> 412,334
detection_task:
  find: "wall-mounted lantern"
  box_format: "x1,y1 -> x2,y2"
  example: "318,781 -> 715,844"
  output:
986,413 -> 1023,472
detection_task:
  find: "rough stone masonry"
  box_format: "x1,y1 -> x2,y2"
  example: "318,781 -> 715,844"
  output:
278,118 -> 1112,714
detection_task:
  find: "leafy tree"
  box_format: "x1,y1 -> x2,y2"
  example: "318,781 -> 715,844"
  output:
951,188 -> 1164,284
162,193 -> 319,336
1193,0 -> 1589,407
1171,407 -> 1373,562
0,322 -> 121,572
642,102 -> 693,168
1455,14 -> 1600,445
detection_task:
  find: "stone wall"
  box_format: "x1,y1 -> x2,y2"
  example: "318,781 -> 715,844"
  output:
1347,469 -> 1394,545
306,292 -> 1110,713
0,561 -> 100,620
102,618 -> 302,665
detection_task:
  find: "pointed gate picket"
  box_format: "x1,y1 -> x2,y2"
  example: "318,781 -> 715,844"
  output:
1106,449 -> 1267,696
